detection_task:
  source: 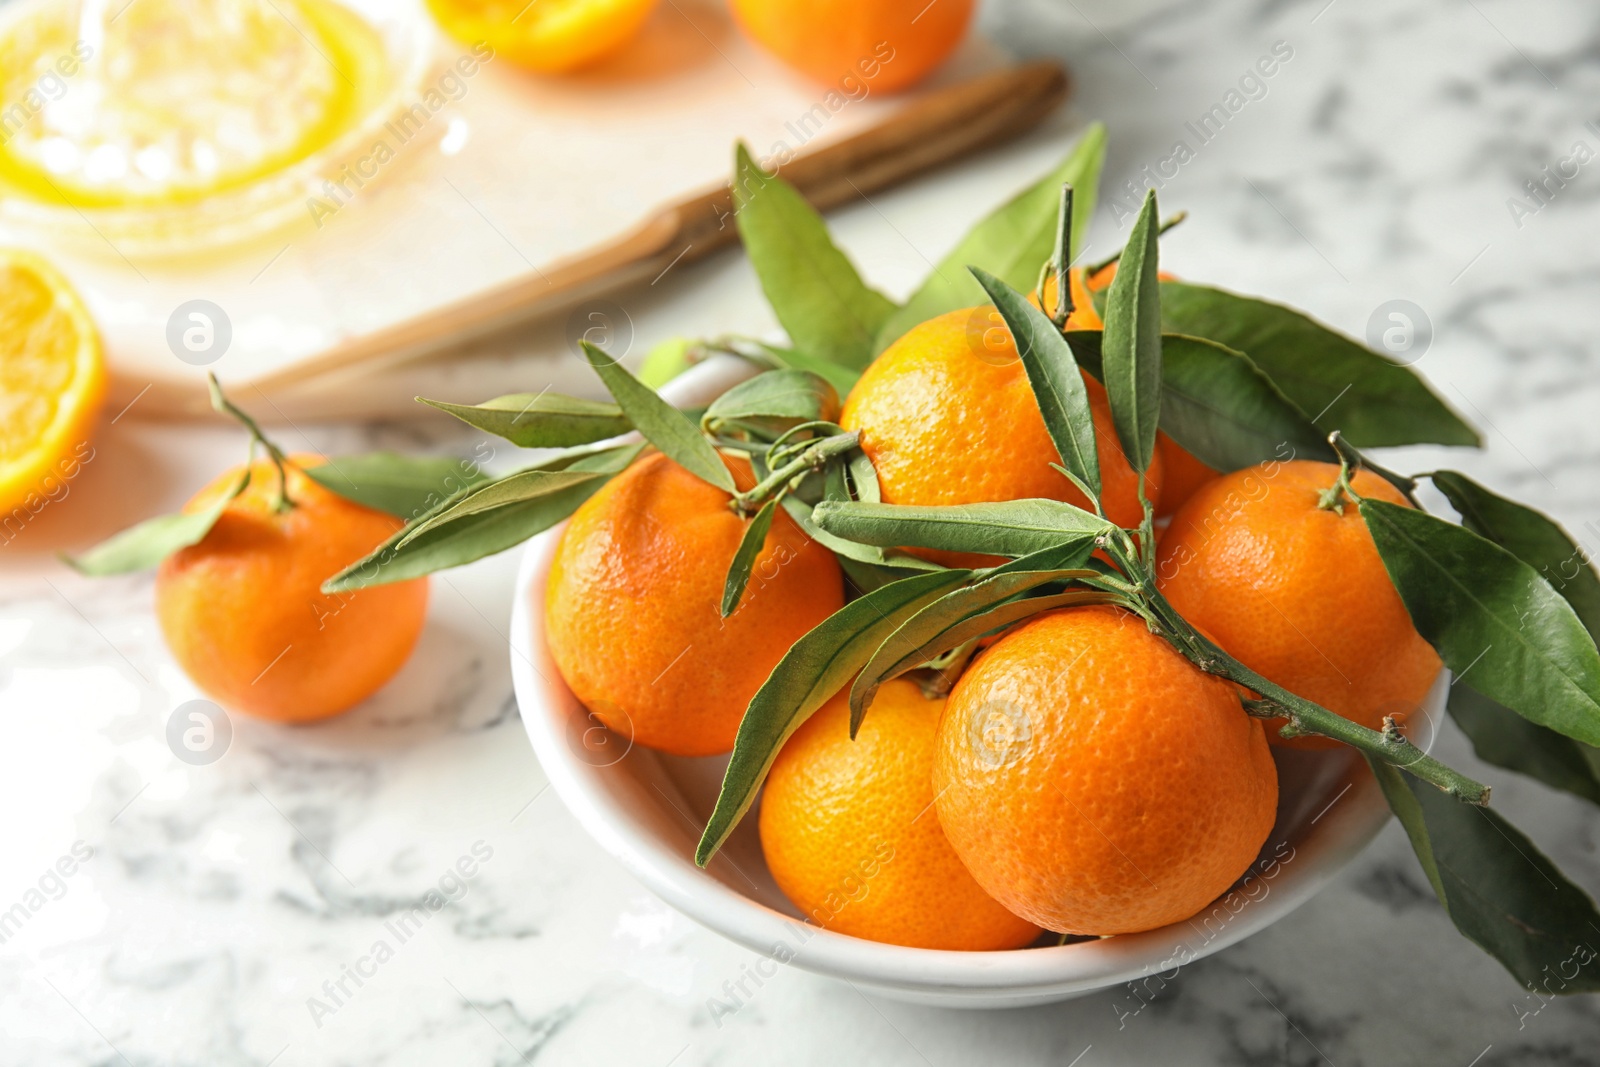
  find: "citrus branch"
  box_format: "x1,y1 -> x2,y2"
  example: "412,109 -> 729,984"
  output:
1101,534 -> 1492,805
208,373 -> 294,512
729,431 -> 859,515
1051,183 -> 1076,328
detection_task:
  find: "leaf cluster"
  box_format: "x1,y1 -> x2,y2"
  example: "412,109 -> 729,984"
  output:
71,133 -> 1600,993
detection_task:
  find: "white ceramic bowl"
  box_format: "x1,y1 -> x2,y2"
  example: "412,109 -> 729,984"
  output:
509,357 -> 1433,1008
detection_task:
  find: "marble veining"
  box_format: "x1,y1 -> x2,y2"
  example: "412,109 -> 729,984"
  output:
4,0 -> 1600,1063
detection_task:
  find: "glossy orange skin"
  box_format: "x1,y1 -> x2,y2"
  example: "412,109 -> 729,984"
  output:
934,606 -> 1277,935
840,299 -> 1161,568
1153,432 -> 1219,518
1155,461 -> 1442,749
156,456 -> 428,722
545,452 -> 843,757
730,0 -> 973,93
760,678 -> 1040,950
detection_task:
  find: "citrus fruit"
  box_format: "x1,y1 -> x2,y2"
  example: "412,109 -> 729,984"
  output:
1071,263 -> 1217,517
0,0 -> 388,208
156,455 -> 428,722
934,605 -> 1278,934
1155,460 -> 1442,748
427,0 -> 659,73
0,250 -> 104,517
545,451 -> 844,757
840,302 -> 1162,567
1153,432 -> 1218,518
730,0 -> 973,93
759,678 -> 1041,950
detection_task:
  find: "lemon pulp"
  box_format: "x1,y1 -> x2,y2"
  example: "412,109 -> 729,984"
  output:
0,0 -> 391,209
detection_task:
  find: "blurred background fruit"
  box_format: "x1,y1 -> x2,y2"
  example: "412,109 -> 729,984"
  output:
935,605 -> 1278,934
729,0 -> 974,92
544,452 -> 843,756
427,0 -> 660,73
1156,460 -> 1442,747
156,455 -> 429,722
0,249 -> 104,516
760,678 -> 1041,950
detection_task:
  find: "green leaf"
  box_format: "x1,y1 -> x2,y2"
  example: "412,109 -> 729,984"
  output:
303,453 -> 490,518
581,340 -> 734,493
720,498 -> 777,618
812,499 -> 1111,559
1100,188 -> 1162,473
778,496 -> 940,573
969,268 -> 1100,497
1360,498 -> 1600,747
702,369 -> 839,438
875,123 -> 1106,352
322,444 -> 642,592
696,568 -> 972,865
1158,282 -> 1480,448
849,548 -> 1102,731
847,449 -> 880,504
1450,684 -> 1600,807
732,143 -> 896,371
1154,335 -> 1336,472
395,469 -> 603,540
64,470 -> 250,576
1370,758 -> 1600,992
1067,329 -> 1334,472
760,343 -> 860,395
1431,471 -> 1600,640
418,392 -> 631,448
637,337 -> 696,389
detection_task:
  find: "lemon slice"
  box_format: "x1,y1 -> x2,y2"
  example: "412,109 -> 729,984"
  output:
0,249 -> 104,514
0,0 -> 388,208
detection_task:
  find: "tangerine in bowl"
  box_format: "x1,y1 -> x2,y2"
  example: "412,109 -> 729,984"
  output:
508,355 -> 1423,1007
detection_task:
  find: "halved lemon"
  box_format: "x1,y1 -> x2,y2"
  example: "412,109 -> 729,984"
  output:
0,250 -> 104,516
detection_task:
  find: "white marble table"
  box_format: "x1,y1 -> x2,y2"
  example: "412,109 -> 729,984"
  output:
4,0 -> 1599,1062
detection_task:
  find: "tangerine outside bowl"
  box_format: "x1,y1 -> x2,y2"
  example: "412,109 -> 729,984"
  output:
507,356 -> 1429,1009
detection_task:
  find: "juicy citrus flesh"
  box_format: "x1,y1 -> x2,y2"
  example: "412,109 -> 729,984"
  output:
1155,460 -> 1442,748
0,249 -> 103,515
730,0 -> 974,93
0,0 -> 389,207
156,455 -> 428,722
759,678 -> 1041,950
840,302 -> 1161,568
545,451 -> 844,757
428,0 -> 660,73
934,605 -> 1279,935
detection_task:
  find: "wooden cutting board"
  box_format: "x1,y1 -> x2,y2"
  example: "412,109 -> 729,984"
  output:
4,1 -> 1068,421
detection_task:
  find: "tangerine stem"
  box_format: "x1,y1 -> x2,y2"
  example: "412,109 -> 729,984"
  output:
730,431 -> 859,515
207,373 -> 295,512
1317,431 -> 1359,513
1051,183 -> 1076,328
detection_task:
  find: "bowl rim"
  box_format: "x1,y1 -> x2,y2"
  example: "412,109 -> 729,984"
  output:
507,355 -> 1409,999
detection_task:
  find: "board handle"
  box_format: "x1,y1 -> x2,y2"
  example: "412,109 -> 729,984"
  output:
129,59 -> 1071,419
